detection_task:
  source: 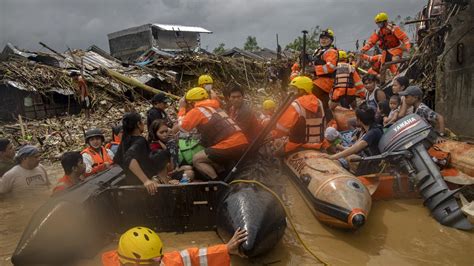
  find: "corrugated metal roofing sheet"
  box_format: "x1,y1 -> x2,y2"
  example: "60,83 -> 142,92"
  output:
63,51 -> 123,71
82,51 -> 122,69
152,24 -> 212,33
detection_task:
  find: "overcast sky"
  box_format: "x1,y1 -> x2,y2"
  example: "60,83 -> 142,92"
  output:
0,0 -> 424,54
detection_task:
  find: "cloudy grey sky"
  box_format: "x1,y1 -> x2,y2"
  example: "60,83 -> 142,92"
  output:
0,0 -> 424,53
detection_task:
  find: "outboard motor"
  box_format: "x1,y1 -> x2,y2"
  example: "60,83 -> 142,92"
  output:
363,114 -> 472,230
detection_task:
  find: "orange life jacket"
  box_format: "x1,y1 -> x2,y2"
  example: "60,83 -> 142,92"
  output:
101,244 -> 230,266
52,175 -> 74,194
196,106 -> 242,147
333,63 -> 355,89
288,98 -> 325,144
81,146 -> 113,176
331,63 -> 366,101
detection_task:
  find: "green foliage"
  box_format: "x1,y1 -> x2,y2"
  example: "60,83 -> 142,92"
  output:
213,43 -> 226,54
243,36 -> 260,52
285,26 -> 321,53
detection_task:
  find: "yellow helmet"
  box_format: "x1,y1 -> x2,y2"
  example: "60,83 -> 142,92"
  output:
185,87 -> 209,102
338,50 -> 348,61
198,75 -> 213,86
117,226 -> 163,265
289,76 -> 313,94
374,12 -> 389,23
263,99 -> 276,110
320,29 -> 334,40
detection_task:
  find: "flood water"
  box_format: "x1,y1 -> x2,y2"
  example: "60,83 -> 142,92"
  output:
1,163 -> 473,266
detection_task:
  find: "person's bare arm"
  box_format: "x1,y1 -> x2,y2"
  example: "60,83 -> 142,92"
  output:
129,159 -> 158,195
397,98 -> 409,119
323,140 -> 368,160
386,110 -> 399,125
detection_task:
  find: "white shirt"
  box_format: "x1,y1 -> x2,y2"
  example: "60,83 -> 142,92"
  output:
0,164 -> 49,194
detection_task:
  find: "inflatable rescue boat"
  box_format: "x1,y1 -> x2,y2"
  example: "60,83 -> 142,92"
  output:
12,165 -> 286,265
284,150 -> 372,229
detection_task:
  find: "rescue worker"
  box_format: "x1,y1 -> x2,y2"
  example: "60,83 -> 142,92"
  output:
273,76 -> 325,154
290,62 -> 300,81
52,151 -> 85,194
361,12 -> 411,75
360,53 -> 383,76
81,128 -> 114,177
179,87 -> 248,180
177,74 -> 219,122
260,99 -> 276,126
198,74 -> 217,98
329,50 -> 365,111
312,29 -> 338,121
347,52 -> 357,67
102,226 -> 248,266
105,125 -> 123,155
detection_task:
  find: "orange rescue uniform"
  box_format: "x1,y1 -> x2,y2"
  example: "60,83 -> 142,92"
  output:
273,94 -> 324,153
313,47 -> 338,93
180,99 -> 248,150
330,62 -> 366,102
360,54 -> 384,75
102,244 -> 230,266
361,23 -> 410,74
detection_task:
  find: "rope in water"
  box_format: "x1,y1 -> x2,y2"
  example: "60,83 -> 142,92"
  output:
230,179 -> 330,266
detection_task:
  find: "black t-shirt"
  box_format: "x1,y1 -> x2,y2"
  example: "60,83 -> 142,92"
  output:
146,107 -> 172,129
114,136 -> 154,185
229,103 -> 261,141
361,124 -> 384,156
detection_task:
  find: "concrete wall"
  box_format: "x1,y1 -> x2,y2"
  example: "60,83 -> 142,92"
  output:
436,2 -> 474,139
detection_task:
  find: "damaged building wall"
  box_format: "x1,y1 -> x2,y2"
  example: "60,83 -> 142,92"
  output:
108,25 -> 152,62
0,85 -> 80,121
436,2 -> 474,140
153,30 -> 199,51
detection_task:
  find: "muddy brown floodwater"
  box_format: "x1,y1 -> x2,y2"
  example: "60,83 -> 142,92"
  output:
1,164 -> 473,266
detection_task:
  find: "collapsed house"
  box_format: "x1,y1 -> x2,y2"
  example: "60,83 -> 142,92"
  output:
107,23 -> 213,62
0,44 -> 80,121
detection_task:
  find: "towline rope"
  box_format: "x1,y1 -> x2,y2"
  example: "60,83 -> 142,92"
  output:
230,179 -> 330,266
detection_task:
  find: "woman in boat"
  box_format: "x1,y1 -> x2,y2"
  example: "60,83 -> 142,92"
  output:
113,112 -> 159,195
148,119 -> 194,184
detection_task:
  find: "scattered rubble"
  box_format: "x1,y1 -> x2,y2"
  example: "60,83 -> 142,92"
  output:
0,41 -> 292,160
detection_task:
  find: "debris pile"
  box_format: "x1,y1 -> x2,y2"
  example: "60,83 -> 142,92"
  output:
403,1 -> 468,107
0,42 -> 291,159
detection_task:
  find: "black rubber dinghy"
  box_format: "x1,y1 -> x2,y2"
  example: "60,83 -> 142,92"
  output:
12,164 -> 286,264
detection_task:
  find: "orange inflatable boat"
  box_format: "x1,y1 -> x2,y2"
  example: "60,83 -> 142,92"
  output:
284,150 -> 372,229
435,140 -> 474,177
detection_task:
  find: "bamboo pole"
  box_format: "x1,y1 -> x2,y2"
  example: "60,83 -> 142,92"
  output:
101,67 -> 180,100
18,115 -> 26,140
